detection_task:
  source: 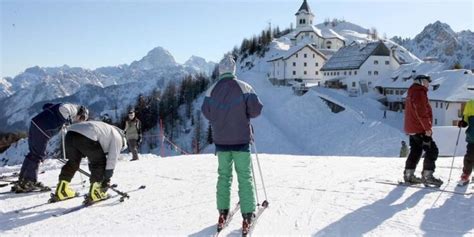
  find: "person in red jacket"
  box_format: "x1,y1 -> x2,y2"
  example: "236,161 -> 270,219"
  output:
403,74 -> 443,187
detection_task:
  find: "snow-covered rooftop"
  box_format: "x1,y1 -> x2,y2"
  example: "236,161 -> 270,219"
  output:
267,44 -> 327,62
376,62 -> 474,102
320,41 -> 390,71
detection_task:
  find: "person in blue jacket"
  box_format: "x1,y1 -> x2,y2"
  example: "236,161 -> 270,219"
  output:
12,103 -> 88,193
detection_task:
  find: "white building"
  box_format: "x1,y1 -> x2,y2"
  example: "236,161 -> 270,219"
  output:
320,41 -> 401,95
376,63 -> 474,126
267,0 -> 345,86
268,44 -> 327,86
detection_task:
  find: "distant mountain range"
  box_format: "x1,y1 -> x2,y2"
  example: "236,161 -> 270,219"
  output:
0,47 -> 216,132
392,21 -> 474,69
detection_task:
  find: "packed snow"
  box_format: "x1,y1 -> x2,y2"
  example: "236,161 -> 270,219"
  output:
0,153 -> 473,236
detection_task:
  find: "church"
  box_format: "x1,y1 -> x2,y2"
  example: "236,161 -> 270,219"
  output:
267,0 -> 346,86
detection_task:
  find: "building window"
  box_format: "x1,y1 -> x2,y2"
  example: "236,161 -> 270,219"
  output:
354,71 -> 357,75
440,103 -> 443,109
304,62 -> 307,67
304,54 -> 307,58
293,71 -> 296,75
313,54 -> 315,58
368,71 -> 372,76
395,90 -> 399,95
385,61 -> 390,65
296,53 -> 298,58
315,62 -> 318,67
435,102 -> 438,108
349,71 -> 352,75
352,82 -> 356,87
315,71 -> 318,75
435,119 -> 438,125
337,72 -> 340,76
374,71 -> 379,75
293,62 -> 296,67
304,71 -> 307,75
344,71 -> 347,75
374,60 -> 379,65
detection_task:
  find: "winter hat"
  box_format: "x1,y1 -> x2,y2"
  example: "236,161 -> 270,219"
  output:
218,56 -> 236,75
414,74 -> 431,83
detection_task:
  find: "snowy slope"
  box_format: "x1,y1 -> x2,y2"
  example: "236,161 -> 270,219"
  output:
0,154 -> 473,236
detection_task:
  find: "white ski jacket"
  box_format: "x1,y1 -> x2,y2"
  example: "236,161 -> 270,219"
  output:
68,121 -> 126,170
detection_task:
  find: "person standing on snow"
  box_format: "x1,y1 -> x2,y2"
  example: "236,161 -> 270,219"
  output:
201,55 -> 263,233
13,103 -> 88,193
124,110 -> 142,161
403,75 -> 443,187
50,121 -> 127,203
400,140 -> 409,157
457,99 -> 474,185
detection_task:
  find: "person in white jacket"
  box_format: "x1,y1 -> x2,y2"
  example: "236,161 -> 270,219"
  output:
51,121 -> 127,203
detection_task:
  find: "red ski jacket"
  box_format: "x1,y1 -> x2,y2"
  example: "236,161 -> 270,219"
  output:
404,84 -> 433,134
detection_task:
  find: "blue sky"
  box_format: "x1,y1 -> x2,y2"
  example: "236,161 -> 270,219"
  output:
1,0 -> 473,78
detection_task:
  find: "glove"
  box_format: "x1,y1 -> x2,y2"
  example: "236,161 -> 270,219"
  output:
422,135 -> 432,149
137,135 -> 142,144
101,169 -> 114,191
458,120 -> 468,128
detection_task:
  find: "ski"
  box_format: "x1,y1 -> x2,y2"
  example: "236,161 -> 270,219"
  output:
52,196 -> 111,217
376,181 -> 473,195
0,183 -> 10,188
215,202 -> 241,236
0,172 -> 19,180
243,200 -> 269,237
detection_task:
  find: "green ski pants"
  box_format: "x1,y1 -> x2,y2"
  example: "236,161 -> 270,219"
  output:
216,151 -> 256,214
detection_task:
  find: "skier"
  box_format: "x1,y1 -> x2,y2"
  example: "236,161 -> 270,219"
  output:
201,55 -> 263,233
51,121 -> 127,203
12,103 -> 88,193
124,110 -> 142,161
400,140 -> 408,157
403,74 -> 443,187
457,99 -> 474,185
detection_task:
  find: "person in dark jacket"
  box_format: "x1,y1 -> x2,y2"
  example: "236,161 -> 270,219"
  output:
51,121 -> 127,203
403,75 -> 443,187
201,55 -> 263,233
13,103 -> 88,193
458,99 -> 474,185
124,110 -> 142,161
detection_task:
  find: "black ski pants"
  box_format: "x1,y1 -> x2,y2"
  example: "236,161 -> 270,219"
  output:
463,143 -> 474,175
59,131 -> 106,183
405,134 -> 439,172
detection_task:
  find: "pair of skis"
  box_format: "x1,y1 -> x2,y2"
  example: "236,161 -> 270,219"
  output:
216,200 -> 269,237
51,185 -> 146,217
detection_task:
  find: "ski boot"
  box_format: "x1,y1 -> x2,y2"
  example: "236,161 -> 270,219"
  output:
49,180 -> 77,203
217,209 -> 229,232
403,169 -> 422,185
241,212 -> 255,236
421,170 -> 443,188
13,179 -> 51,193
458,172 -> 471,186
84,182 -> 109,205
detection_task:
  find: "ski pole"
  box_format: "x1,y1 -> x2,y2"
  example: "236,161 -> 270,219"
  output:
249,144 -> 260,206
251,140 -> 269,207
447,127 -> 462,182
250,125 -> 269,207
55,158 -> 130,199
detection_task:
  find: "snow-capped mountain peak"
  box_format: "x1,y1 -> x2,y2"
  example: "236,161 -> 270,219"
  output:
130,47 -> 177,70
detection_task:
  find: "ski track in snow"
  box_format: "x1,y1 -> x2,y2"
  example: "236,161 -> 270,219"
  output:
0,154 -> 473,236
